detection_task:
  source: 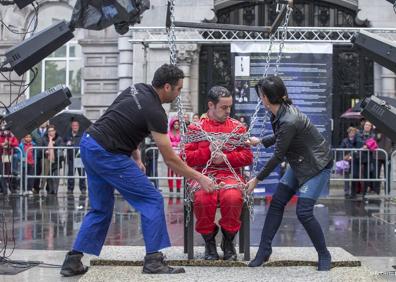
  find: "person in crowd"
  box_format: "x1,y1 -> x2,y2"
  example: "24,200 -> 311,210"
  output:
339,127 -> 360,199
238,116 -> 248,128
42,124 -> 63,195
245,76 -> 333,271
19,134 -> 36,194
192,113 -> 200,123
373,130 -> 393,195
168,118 -> 182,193
31,121 -> 49,193
183,113 -> 191,127
185,86 -> 253,261
60,64 -> 214,277
357,120 -> 376,197
64,119 -> 86,194
0,129 -> 19,194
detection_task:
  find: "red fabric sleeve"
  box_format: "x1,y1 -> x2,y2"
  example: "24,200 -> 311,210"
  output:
224,125 -> 253,168
184,124 -> 211,167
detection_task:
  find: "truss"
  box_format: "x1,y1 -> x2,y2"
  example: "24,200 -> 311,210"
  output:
129,27 -> 396,44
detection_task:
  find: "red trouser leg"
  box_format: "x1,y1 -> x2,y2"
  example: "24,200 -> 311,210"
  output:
219,188 -> 243,234
194,189 -> 218,235
168,168 -> 174,192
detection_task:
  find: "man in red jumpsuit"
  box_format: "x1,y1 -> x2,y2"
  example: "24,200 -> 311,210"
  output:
185,86 -> 253,261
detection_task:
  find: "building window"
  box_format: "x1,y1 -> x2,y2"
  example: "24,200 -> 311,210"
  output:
28,41 -> 82,110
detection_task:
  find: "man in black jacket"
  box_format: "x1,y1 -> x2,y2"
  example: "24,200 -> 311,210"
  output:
64,120 -> 86,193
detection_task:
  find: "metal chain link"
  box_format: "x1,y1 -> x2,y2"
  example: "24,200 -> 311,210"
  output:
247,5 -> 293,217
166,1 -> 293,223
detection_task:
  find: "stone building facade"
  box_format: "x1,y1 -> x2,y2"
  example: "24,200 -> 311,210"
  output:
0,0 -> 395,120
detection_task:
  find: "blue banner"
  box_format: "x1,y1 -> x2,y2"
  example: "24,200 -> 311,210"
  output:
232,43 -> 333,196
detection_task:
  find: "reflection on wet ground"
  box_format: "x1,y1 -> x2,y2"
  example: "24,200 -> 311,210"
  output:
0,193 -> 395,257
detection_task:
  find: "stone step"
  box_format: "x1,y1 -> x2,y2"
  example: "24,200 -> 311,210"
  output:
91,246 -> 360,268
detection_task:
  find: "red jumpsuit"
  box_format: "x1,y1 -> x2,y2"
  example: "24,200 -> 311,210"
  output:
185,116 -> 253,235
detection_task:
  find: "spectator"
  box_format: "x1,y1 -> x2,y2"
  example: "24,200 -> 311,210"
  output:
192,113 -> 200,123
374,131 -> 393,195
31,121 -> 49,193
339,127 -> 359,198
358,120 -> 375,197
168,118 -> 182,193
19,134 -> 36,194
0,130 -> 19,194
238,116 -> 248,128
183,113 -> 191,127
64,120 -> 86,194
42,124 -> 63,194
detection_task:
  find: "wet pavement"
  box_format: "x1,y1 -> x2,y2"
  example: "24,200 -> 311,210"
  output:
0,192 -> 395,257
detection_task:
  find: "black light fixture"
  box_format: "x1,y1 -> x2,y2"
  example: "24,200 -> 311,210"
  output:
352,30 -> 396,74
4,20 -> 74,76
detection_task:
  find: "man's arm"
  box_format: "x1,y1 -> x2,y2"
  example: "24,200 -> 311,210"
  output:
151,131 -> 214,192
132,147 -> 145,173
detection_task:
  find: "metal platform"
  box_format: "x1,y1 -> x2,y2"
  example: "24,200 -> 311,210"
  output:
129,26 -> 396,44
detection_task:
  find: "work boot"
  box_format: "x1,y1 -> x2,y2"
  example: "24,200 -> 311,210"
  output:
202,226 -> 219,260
60,251 -> 88,277
142,252 -> 185,274
220,228 -> 237,261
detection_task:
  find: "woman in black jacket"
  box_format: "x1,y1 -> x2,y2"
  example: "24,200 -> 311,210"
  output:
245,76 -> 333,271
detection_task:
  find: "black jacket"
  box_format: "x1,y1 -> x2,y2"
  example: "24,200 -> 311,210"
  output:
257,104 -> 333,185
64,131 -> 83,161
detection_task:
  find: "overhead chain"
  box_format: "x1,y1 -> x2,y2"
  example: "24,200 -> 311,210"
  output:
246,4 -> 293,218
166,0 -> 292,224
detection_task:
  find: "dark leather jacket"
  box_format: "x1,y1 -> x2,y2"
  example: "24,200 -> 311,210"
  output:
256,104 -> 333,185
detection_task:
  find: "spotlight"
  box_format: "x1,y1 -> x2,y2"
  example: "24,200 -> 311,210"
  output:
3,85 -> 72,139
4,20 -> 74,76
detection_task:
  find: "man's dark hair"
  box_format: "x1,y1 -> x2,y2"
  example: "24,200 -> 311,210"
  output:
152,64 -> 184,88
255,76 -> 292,105
207,86 -> 231,106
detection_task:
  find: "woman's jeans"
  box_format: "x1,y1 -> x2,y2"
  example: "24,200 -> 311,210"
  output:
256,167 -> 331,258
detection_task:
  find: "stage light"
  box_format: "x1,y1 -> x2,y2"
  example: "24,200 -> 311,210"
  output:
3,85 -> 72,139
4,21 -> 74,76
352,30 -> 396,74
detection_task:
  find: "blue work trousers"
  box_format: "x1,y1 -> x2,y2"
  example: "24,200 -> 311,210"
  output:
72,134 -> 170,256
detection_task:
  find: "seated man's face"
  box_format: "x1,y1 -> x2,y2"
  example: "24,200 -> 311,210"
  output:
210,97 -> 233,123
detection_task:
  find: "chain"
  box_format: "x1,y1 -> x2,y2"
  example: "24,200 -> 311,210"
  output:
247,5 -> 292,199
166,0 -> 293,223
166,0 -> 188,163
167,0 -> 177,66
275,6 -> 292,74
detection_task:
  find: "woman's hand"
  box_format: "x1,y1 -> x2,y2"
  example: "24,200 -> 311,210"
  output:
246,177 -> 259,194
245,137 -> 261,147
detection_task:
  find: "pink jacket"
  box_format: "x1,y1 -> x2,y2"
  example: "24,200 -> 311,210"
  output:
168,118 -> 181,149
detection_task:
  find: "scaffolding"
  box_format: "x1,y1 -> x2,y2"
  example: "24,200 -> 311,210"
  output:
129,26 -> 396,45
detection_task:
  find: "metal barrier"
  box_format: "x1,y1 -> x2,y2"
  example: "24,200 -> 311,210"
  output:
23,146 -> 86,194
331,148 -> 390,196
0,146 -> 23,194
1,145 -> 391,196
144,146 -> 184,192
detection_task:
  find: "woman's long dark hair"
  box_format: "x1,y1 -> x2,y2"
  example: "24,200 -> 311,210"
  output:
255,76 -> 292,105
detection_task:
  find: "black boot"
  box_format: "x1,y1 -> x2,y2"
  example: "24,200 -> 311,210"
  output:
60,251 -> 88,277
142,252 -> 185,274
220,228 -> 237,261
296,198 -> 332,271
202,226 -> 219,260
318,250 -> 332,271
248,184 -> 295,267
